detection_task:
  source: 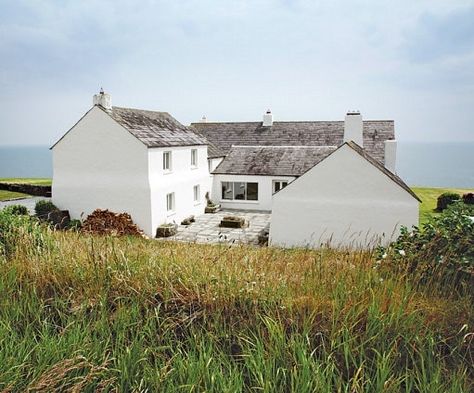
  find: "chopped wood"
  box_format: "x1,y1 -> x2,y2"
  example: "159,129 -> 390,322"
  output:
81,209 -> 145,237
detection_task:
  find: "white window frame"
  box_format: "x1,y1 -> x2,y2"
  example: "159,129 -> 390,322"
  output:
193,184 -> 200,203
163,151 -> 172,172
221,181 -> 258,201
191,149 -> 198,168
166,192 -> 175,212
273,180 -> 288,194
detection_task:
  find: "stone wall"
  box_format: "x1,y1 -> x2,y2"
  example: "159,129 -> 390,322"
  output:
0,182 -> 51,197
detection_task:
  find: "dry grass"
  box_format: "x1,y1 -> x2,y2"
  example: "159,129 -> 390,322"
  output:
1,219 -> 473,392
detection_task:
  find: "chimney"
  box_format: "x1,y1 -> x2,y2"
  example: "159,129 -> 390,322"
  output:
263,109 -> 273,127
199,115 -> 207,123
93,88 -> 112,110
344,110 -> 363,146
384,139 -> 397,173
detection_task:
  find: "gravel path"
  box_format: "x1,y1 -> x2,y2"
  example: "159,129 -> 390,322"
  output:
0,197 -> 50,214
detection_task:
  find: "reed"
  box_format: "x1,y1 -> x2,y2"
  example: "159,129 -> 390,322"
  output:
0,213 -> 472,392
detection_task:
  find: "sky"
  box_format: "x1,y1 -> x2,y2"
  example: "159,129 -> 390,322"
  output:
0,0 -> 473,146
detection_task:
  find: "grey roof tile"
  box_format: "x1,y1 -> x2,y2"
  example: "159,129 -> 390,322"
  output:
108,106 -> 207,148
191,120 -> 394,162
212,146 -> 337,176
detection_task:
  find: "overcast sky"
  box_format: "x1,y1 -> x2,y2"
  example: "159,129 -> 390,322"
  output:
0,0 -> 473,145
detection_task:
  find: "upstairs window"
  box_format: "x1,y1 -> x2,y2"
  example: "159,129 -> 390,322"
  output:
163,151 -> 172,171
221,182 -> 258,201
273,180 -> 288,193
166,192 -> 175,212
191,149 -> 198,167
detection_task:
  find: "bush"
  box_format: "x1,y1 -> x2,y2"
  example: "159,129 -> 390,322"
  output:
436,192 -> 461,211
34,200 -> 58,218
462,192 -> 474,205
2,204 -> 28,216
67,219 -> 82,231
378,201 -> 474,291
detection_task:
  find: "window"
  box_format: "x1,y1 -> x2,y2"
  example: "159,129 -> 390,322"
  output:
163,151 -> 172,171
166,192 -> 175,212
221,182 -> 259,201
193,185 -> 200,202
191,149 -> 198,167
273,180 -> 288,193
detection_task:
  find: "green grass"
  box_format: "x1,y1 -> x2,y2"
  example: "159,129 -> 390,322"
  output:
412,186 -> 474,224
0,190 -> 30,201
0,212 -> 472,392
0,178 -> 52,186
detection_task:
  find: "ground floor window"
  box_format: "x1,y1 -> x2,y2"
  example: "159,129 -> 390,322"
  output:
273,180 -> 288,193
221,182 -> 258,201
166,192 -> 175,212
193,185 -> 200,202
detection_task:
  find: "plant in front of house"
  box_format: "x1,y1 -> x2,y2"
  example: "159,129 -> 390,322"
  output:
436,192 -> 461,211
220,215 -> 247,228
204,191 -> 220,213
34,200 -> 59,218
2,204 -> 29,216
156,222 -> 178,238
462,192 -> 474,205
378,201 -> 474,292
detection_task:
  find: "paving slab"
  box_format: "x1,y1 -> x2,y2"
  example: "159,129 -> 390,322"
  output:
157,209 -> 271,245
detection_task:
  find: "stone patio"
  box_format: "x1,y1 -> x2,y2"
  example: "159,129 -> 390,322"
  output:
157,209 -> 271,245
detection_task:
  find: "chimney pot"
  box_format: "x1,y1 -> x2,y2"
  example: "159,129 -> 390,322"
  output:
93,89 -> 112,110
263,109 -> 273,127
344,110 -> 363,146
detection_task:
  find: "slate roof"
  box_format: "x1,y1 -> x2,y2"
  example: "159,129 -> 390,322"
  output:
345,142 -> 421,202
107,106 -> 207,148
191,120 -> 394,162
212,146 -> 337,176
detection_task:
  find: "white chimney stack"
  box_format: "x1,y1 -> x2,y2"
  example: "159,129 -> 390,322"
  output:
384,139 -> 397,173
263,109 -> 273,127
344,110 -> 363,146
93,88 -> 112,110
199,115 -> 207,123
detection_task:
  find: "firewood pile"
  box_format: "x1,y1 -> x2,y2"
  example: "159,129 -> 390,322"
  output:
81,209 -> 145,237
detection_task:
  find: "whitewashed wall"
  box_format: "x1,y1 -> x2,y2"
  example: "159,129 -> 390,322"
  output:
269,144 -> 419,249
52,107 -> 153,234
148,145 -> 211,233
211,174 -> 295,211
208,157 -> 223,172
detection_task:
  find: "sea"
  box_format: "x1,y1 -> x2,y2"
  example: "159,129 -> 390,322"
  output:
0,142 -> 473,188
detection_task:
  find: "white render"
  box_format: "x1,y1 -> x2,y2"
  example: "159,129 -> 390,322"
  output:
269,144 -> 419,249
211,174 -> 295,211
148,145 -> 211,231
343,112 -> 363,146
52,106 -> 211,237
384,139 -> 397,173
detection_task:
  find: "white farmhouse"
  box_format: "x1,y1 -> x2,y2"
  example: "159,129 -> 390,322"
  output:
52,91 -> 420,247
52,91 -> 211,236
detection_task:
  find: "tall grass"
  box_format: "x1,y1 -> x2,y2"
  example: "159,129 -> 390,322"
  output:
0,213 -> 473,392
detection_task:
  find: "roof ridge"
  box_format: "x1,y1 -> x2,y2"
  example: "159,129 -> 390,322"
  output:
230,145 -> 338,149
191,119 -> 393,125
112,105 -> 169,115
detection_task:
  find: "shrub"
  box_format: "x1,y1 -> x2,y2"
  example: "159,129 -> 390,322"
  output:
2,204 -> 28,216
378,201 -> 474,291
34,200 -> 58,218
67,219 -> 82,231
436,192 -> 461,211
462,192 -> 474,205
0,209 -> 46,259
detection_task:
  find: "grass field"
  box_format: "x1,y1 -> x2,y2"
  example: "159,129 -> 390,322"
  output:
0,178 -> 52,186
0,212 -> 472,392
0,190 -> 30,201
412,186 -> 474,224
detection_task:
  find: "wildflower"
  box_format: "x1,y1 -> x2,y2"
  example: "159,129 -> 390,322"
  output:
382,253 -> 387,259
398,250 -> 406,256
